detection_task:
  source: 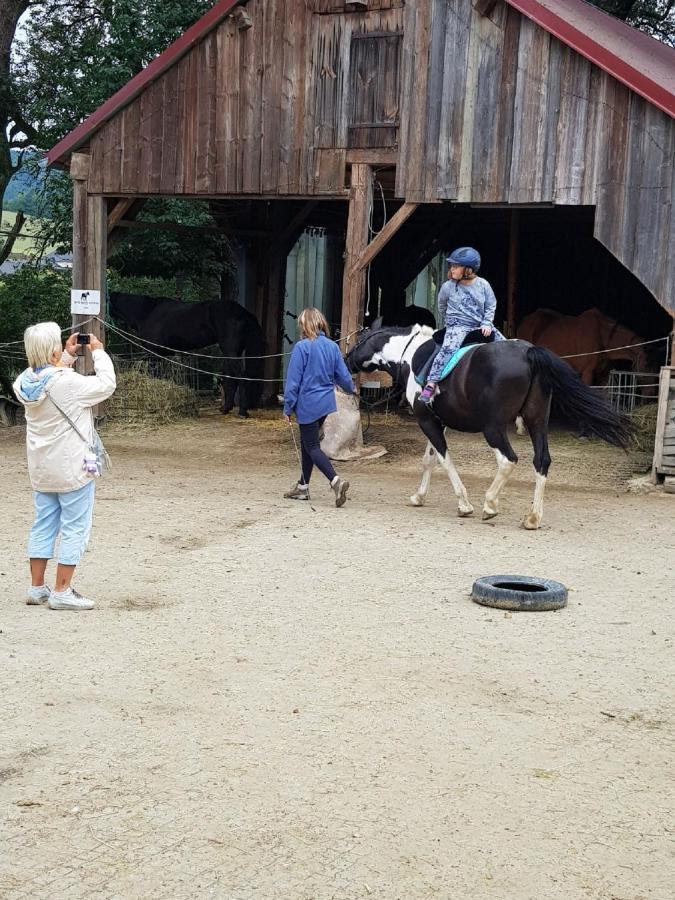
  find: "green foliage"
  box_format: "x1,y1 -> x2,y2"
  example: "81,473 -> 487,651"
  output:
0,267 -> 71,343
0,267 -> 71,382
13,1 -> 214,151
587,1 -> 675,44
107,273 -> 204,304
1,0 -> 213,260
107,199 -> 231,292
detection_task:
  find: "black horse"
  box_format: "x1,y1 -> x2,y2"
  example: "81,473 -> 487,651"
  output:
346,324 -> 631,529
109,293 -> 264,417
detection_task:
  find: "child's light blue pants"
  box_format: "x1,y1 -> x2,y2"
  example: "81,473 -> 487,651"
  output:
27,481 -> 95,565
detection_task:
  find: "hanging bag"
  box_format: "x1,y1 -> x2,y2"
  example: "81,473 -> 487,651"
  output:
45,390 -> 111,477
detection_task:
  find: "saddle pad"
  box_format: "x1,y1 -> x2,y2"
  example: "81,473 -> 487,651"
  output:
415,343 -> 477,385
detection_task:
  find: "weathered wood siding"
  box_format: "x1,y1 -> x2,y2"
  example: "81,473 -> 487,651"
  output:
396,0 -> 675,313
88,0 -> 403,199
85,0 -> 674,312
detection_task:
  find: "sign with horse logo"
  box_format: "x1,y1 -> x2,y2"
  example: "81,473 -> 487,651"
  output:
71,289 -> 101,316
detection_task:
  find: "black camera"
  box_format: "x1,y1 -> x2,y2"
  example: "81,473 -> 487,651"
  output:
77,334 -> 90,345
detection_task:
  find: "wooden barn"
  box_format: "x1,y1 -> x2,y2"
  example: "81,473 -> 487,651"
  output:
48,0 -> 675,385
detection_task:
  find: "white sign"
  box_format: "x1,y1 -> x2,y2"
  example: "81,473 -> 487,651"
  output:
70,289 -> 101,316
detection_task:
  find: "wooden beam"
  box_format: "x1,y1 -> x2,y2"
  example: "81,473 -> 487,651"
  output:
474,0 -> 498,16
107,198 -> 147,254
350,202 -> 418,276
341,164 -> 374,349
113,219 -> 272,239
107,198 -> 136,234
278,201 -> 319,247
346,149 -> 398,166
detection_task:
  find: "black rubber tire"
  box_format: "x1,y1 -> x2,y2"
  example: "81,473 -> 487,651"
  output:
471,574 -> 568,611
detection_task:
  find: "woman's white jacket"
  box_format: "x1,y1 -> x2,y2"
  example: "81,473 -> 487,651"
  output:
13,350 -> 116,493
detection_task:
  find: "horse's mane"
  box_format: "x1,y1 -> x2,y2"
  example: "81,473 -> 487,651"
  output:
375,324 -> 433,338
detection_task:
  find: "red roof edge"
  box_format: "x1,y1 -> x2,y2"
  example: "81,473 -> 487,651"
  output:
47,0 -> 239,168
505,0 -> 675,119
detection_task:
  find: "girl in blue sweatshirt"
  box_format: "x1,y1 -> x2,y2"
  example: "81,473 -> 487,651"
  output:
283,308 -> 355,507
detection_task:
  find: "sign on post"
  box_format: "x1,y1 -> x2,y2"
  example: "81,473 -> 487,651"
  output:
70,289 -> 101,316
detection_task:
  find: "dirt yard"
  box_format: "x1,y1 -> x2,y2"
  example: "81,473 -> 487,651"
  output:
1,411 -> 674,900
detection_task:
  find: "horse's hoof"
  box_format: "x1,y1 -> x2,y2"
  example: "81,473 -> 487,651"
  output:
522,513 -> 541,530
410,494 -> 425,507
238,411 -> 250,419
482,508 -> 498,520
221,407 -> 233,416
458,506 -> 474,518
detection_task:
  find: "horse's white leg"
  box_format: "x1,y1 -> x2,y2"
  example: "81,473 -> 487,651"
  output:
515,416 -> 527,436
410,442 -> 436,507
523,472 -> 547,530
483,449 -> 517,520
437,448 -> 474,517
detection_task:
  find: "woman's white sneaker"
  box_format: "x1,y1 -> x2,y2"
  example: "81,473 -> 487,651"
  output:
26,585 -> 51,605
48,588 -> 94,611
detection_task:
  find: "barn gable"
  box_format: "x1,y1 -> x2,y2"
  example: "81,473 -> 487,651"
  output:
48,0 -> 675,337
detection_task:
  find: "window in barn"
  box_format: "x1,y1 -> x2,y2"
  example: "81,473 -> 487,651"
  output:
347,32 -> 402,148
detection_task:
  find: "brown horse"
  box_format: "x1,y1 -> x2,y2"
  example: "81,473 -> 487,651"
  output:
517,308 -> 647,385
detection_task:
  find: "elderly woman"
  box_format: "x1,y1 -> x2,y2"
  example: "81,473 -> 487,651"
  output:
13,322 -> 116,611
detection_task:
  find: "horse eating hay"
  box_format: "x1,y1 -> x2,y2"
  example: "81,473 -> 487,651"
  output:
346,324 -> 632,529
109,293 -> 264,417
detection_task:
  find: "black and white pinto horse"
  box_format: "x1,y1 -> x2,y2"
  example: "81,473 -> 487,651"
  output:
346,323 -> 631,529
109,293 -> 264,417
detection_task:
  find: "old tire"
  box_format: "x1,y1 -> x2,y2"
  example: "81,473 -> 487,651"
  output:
471,574 -> 567,612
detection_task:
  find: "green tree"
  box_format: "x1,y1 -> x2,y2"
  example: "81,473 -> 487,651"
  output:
588,1 -> 674,43
0,1 -> 213,264
0,0 -> 30,264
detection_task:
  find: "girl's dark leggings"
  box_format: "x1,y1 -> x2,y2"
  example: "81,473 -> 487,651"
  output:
299,416 -> 336,485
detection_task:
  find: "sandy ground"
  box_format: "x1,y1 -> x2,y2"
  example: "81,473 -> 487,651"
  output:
1,410 -> 674,900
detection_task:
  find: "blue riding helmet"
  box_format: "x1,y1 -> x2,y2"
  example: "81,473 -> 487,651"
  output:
446,247 -> 481,271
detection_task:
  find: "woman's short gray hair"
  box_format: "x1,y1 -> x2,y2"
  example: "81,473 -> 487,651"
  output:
24,322 -> 63,369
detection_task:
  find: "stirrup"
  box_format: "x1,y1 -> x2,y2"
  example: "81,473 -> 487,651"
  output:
418,383 -> 435,404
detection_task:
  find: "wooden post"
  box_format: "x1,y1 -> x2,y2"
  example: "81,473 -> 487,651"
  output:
70,155 -> 107,376
341,164 -> 374,349
85,195 -> 107,349
70,153 -> 89,352
651,366 -> 673,483
506,209 -> 519,337
263,247 -> 286,389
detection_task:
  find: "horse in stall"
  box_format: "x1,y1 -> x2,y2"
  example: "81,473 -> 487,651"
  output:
517,308 -> 648,385
346,324 -> 631,529
109,293 -> 264,417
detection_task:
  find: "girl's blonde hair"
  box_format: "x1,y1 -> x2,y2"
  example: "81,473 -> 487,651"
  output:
24,322 -> 62,369
298,307 -> 330,340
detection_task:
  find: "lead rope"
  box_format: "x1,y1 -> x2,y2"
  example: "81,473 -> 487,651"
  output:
286,420 -> 316,512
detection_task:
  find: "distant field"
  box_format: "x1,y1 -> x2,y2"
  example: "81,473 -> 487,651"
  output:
1,209 -> 56,257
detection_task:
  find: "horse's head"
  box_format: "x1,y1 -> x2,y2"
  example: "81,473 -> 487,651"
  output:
108,292 -> 139,330
108,292 -> 161,331
346,323 -> 431,375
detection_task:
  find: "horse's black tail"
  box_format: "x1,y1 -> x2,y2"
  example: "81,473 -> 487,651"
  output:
527,346 -> 633,448
243,310 -> 264,408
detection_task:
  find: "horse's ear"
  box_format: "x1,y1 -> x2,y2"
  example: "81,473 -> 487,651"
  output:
371,316 -> 383,330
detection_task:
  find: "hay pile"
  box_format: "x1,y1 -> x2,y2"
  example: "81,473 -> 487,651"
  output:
106,363 -> 198,424
629,403 -> 659,452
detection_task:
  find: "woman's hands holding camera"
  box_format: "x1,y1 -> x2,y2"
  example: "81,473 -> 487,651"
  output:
66,332 -> 104,354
